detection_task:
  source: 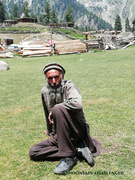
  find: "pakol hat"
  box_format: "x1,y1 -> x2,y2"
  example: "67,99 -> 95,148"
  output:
43,63 -> 66,74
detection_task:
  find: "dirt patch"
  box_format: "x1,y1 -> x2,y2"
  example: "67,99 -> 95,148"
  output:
100,145 -> 110,154
85,98 -> 111,105
0,31 -> 68,45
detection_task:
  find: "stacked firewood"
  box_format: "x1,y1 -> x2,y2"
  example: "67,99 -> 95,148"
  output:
53,40 -> 87,55
19,41 -> 52,57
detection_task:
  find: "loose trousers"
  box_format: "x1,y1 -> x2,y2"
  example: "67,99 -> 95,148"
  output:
29,105 -> 100,161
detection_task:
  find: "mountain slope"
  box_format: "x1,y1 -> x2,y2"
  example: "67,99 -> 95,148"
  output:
3,0 -> 113,30
76,0 -> 135,29
3,0 -> 135,30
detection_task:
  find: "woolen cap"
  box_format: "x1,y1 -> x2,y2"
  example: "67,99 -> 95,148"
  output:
43,63 -> 66,74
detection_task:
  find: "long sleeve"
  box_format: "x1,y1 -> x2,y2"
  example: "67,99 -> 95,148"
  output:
41,88 -> 52,135
41,81 -> 83,134
60,81 -> 83,111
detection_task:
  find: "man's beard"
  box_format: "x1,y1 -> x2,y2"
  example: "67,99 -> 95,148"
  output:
47,80 -> 64,106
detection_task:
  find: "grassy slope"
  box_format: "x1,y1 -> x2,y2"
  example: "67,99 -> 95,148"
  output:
0,23 -> 85,44
0,48 -> 135,179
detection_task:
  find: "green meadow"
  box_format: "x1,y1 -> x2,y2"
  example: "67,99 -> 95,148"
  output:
0,48 -> 135,180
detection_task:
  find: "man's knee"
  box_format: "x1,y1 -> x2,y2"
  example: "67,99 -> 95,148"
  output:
52,104 -> 66,115
29,145 -> 37,161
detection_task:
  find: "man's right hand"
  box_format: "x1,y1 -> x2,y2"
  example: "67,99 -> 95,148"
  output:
48,111 -> 54,124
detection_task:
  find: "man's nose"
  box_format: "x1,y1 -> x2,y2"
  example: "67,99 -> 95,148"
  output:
52,77 -> 56,83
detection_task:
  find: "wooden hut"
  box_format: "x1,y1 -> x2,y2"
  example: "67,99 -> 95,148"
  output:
4,20 -> 18,26
17,17 -> 37,23
5,39 -> 13,45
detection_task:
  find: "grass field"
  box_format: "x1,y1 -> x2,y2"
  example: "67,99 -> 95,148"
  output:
0,48 -> 135,180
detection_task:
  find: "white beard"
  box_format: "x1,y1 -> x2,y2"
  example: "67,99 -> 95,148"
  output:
46,80 -> 64,110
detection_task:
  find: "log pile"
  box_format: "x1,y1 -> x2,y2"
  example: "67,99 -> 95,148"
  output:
19,41 -> 52,57
101,32 -> 135,49
20,49 -> 52,57
84,38 -> 104,50
0,45 -> 13,58
116,36 -> 135,48
53,40 -> 87,55
0,52 -> 13,58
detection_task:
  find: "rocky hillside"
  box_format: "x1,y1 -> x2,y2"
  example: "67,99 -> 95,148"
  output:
3,0 -> 135,30
76,0 -> 135,29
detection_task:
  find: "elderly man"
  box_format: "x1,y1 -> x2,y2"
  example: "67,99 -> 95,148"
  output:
29,63 -> 100,175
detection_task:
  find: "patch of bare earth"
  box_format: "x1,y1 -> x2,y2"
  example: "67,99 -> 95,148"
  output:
0,107 -> 31,118
85,98 -> 111,105
0,31 -> 68,44
0,23 -> 68,44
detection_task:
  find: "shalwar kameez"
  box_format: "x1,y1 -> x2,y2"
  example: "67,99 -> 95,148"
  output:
29,63 -> 101,174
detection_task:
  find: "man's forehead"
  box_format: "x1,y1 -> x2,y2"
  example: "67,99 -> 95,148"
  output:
46,69 -> 61,77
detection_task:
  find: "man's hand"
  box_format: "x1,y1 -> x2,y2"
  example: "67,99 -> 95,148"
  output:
48,111 -> 54,124
44,112 -> 53,135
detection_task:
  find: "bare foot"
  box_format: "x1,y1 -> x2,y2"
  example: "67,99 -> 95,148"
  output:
44,130 -> 48,135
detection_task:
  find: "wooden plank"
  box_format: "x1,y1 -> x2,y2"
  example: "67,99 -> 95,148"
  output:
0,52 -> 13,58
54,45 -> 86,51
54,48 -> 86,55
58,50 -> 86,55
53,39 -> 87,55
54,43 -> 85,48
22,54 -> 51,57
22,50 -> 51,57
55,47 -> 86,52
54,40 -> 82,45
23,47 -> 51,51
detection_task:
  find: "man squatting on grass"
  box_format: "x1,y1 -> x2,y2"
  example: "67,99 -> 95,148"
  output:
29,63 -> 101,175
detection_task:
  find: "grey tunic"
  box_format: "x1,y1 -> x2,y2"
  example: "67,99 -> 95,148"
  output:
41,80 -> 86,134
41,80 -> 101,157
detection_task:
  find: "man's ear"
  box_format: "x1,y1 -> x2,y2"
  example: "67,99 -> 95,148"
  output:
44,74 -> 47,80
61,72 -> 64,79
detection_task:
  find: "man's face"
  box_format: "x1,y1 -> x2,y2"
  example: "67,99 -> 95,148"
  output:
46,69 -> 62,88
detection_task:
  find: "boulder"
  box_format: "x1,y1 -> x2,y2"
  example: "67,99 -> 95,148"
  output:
0,61 -> 10,71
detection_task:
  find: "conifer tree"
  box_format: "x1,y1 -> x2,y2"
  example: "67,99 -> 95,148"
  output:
30,12 -> 37,19
50,9 -> 57,23
12,4 -> 19,19
39,14 -> 46,23
65,5 -> 74,23
21,1 -> 29,17
125,17 -> 131,32
114,15 -> 122,31
0,1 -> 5,22
44,2 -> 51,24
